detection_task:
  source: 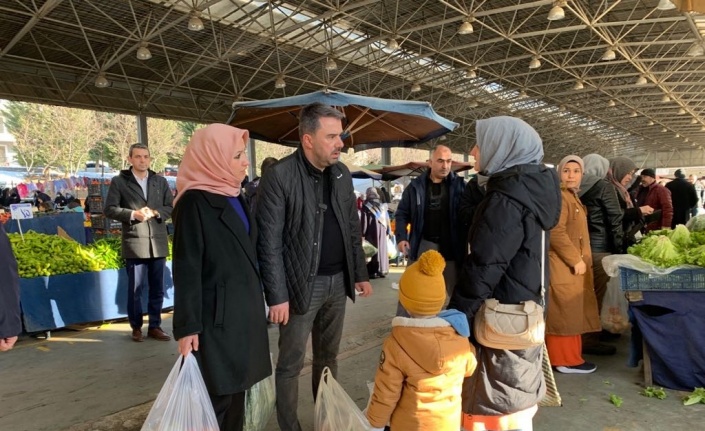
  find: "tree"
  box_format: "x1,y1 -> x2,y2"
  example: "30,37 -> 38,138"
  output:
95,112 -> 137,171
3,102 -> 55,174
148,117 -> 183,172
48,106 -> 105,175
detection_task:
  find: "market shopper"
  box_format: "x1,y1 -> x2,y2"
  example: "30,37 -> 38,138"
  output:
360,187 -> 390,279
547,155 -> 602,374
173,124 -> 270,431
103,143 -> 174,343
256,102 -> 372,431
665,169 -> 698,228
607,157 -> 653,251
0,222 -> 21,352
635,168 -> 673,232
449,116 -> 561,430
578,153 -> 622,356
394,144 -> 465,308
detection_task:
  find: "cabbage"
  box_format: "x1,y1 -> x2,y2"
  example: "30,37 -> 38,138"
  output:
628,235 -> 685,268
670,225 -> 691,248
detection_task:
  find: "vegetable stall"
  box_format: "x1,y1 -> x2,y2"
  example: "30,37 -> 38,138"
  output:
603,222 -> 705,391
9,231 -> 174,334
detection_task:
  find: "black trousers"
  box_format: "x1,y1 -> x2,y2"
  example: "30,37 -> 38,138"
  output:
210,391 -> 246,431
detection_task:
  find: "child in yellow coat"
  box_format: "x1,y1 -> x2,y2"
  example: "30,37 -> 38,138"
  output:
366,250 -> 477,431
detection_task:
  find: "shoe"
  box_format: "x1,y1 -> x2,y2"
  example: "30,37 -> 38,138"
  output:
582,343 -> 617,356
147,327 -> 171,341
555,362 -> 597,374
376,273 -> 387,278
131,329 -> 144,342
600,330 -> 622,342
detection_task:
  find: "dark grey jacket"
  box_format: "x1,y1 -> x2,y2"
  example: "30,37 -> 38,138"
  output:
103,169 -> 174,259
0,222 -> 21,339
256,149 -> 368,315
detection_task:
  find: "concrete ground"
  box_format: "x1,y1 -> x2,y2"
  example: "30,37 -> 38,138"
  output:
1,266 -> 703,431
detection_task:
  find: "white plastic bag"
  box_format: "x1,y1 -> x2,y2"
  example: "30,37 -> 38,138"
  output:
314,367 -> 370,431
141,354 -> 219,431
600,277 -> 631,334
243,356 -> 276,431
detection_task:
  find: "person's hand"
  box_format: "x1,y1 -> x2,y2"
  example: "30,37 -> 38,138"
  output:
178,335 -> 199,357
269,302 -> 290,325
141,207 -> 155,219
0,336 -> 18,352
573,260 -> 586,275
133,210 -> 147,222
397,240 -> 410,255
640,205 -> 654,215
355,281 -> 373,297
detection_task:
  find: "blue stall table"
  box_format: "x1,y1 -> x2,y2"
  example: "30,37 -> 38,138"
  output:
19,262 -> 174,332
6,212 -> 87,244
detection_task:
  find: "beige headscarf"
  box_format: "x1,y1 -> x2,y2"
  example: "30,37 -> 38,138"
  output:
175,124 -> 249,204
557,155 -> 584,193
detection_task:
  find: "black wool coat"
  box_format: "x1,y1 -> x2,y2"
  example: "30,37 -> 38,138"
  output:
172,190 -> 270,396
103,169 -> 174,259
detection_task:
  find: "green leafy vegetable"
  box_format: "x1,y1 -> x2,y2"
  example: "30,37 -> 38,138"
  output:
641,386 -> 667,400
628,235 -> 685,268
683,387 -> 705,406
609,394 -> 623,407
670,225 -> 692,248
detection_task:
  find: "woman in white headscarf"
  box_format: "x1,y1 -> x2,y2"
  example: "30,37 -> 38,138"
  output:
449,116 -> 561,431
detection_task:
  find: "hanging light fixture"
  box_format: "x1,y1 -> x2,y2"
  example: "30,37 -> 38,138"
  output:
386,38 -> 399,50
410,82 -> 421,93
601,47 -> 617,61
324,57 -> 338,71
274,74 -> 286,89
573,80 -> 584,90
662,94 -> 671,102
656,0 -> 676,10
547,1 -> 566,21
136,43 -> 152,60
662,127 -> 668,132
686,43 -> 705,57
94,73 -> 109,88
469,100 -> 479,108
636,75 -> 648,85
559,105 -> 566,111
188,12 -> 204,31
528,56 -> 541,69
701,125 -> 705,131
648,120 -> 655,126
630,111 -> 638,117
692,118 -> 698,124
678,107 -> 687,115
458,16 -> 475,35
465,68 -> 477,79
608,99 -> 616,107
519,90 -> 528,98
676,133 -> 681,138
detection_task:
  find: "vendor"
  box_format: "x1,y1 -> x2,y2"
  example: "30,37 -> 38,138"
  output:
54,192 -> 67,207
33,191 -> 52,208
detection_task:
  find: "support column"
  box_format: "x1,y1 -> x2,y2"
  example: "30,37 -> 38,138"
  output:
247,137 -> 257,181
381,147 -> 391,166
136,114 -> 148,146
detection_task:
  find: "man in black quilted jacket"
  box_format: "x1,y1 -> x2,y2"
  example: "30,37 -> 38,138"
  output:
256,102 -> 373,431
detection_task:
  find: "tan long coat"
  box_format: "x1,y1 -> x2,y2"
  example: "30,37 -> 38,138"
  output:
547,188 -> 601,335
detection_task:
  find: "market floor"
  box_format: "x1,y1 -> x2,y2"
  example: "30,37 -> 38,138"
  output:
1,268 -> 703,431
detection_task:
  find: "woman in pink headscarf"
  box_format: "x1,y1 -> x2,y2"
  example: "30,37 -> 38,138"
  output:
172,124 -> 271,430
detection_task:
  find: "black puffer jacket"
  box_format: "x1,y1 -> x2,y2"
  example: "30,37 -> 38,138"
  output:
449,164 -> 561,417
579,178 -> 624,253
256,149 -> 368,315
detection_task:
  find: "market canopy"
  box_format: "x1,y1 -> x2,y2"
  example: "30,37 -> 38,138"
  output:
228,91 -> 457,151
2,1 -> 705,166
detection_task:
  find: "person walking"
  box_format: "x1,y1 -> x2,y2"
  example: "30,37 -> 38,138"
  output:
256,102 -> 372,431
173,124 -> 270,430
360,187 -> 390,279
394,144 -> 465,302
665,169 -> 698,227
0,222 -> 21,352
449,116 -> 561,431
104,143 -> 174,342
635,168 -> 673,232
547,155 -> 602,374
578,153 -> 623,356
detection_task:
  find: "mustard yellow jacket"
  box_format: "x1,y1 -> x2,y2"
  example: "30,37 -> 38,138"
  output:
366,316 -> 477,431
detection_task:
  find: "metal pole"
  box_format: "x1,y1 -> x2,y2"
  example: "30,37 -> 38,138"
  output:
247,137 -> 257,180
136,114 -> 149,146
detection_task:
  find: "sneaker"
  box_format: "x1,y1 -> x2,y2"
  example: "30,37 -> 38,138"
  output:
555,362 -> 597,374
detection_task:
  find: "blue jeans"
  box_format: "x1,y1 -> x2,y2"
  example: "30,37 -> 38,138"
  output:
125,258 -> 165,330
275,272 -> 347,431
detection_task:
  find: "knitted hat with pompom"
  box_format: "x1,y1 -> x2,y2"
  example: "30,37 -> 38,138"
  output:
399,250 -> 447,316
